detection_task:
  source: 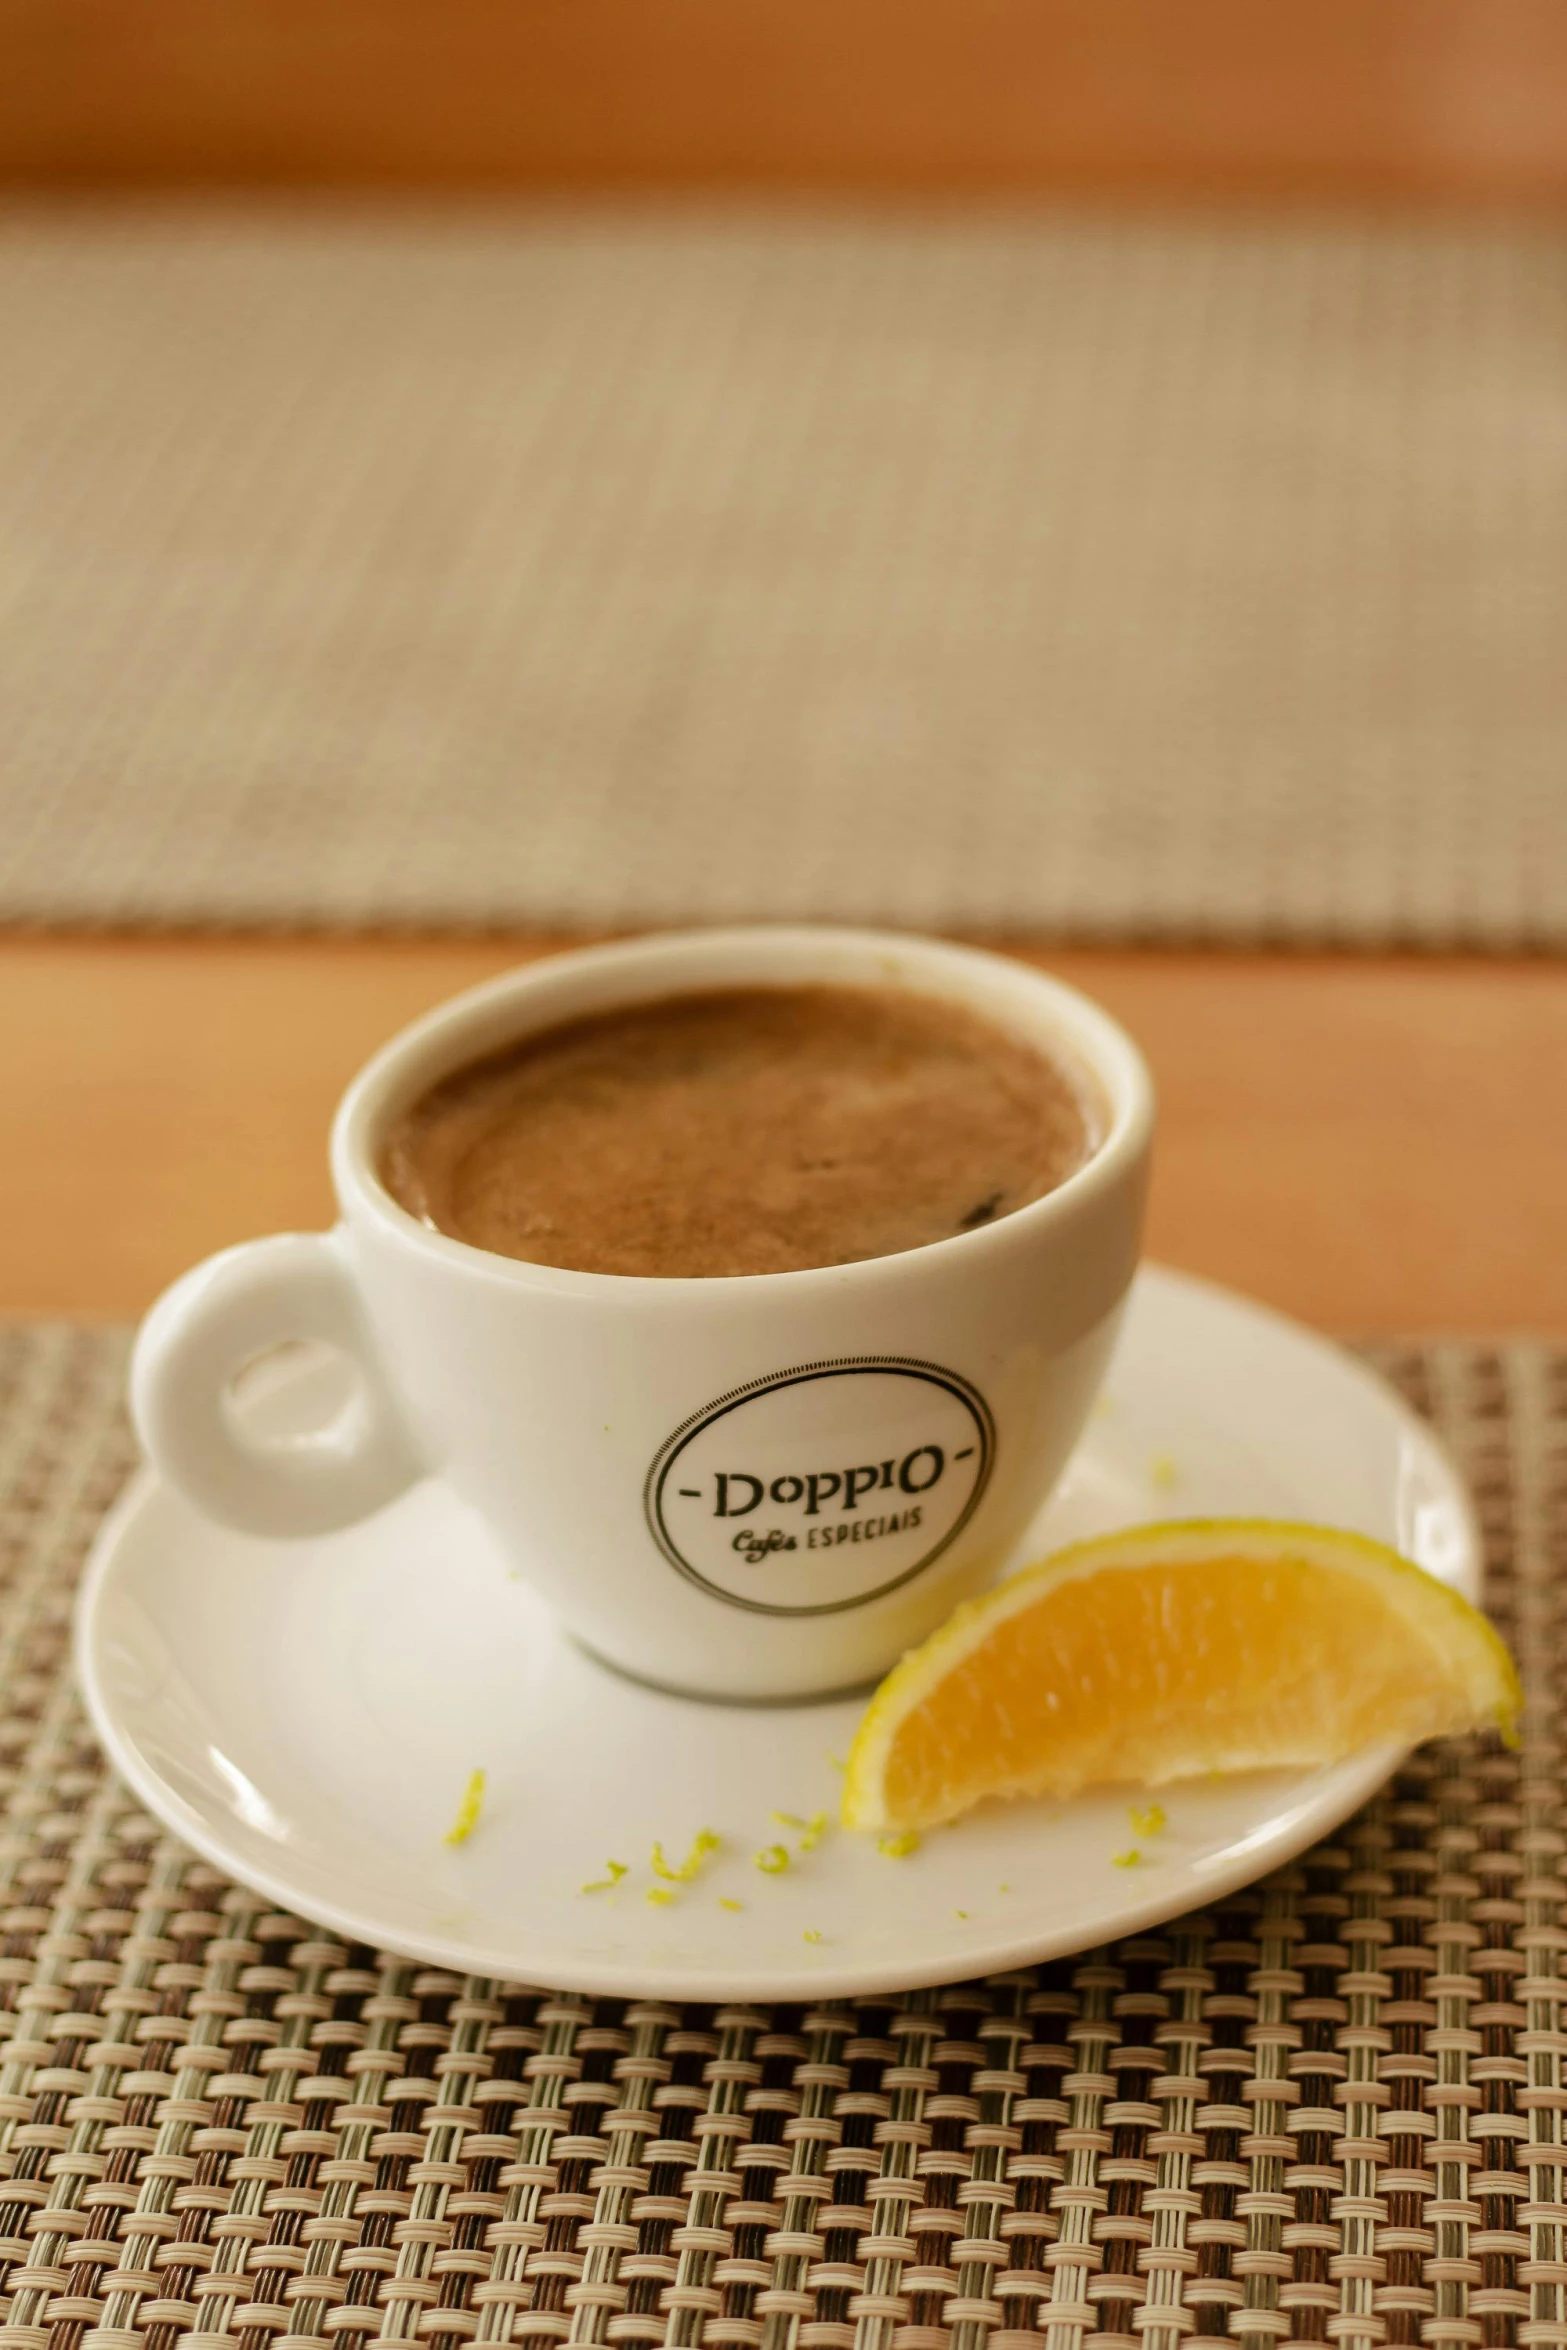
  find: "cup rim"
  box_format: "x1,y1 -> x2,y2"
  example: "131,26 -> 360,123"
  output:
332,925 -> 1155,1297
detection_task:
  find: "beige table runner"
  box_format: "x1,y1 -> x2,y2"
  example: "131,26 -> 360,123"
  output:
3,212 -> 1566,945
0,1322 -> 1559,2349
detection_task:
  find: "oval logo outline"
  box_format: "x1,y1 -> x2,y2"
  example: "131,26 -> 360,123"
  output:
643,1356 -> 996,1618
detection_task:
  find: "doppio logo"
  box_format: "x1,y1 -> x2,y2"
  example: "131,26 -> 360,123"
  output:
644,1359 -> 995,1616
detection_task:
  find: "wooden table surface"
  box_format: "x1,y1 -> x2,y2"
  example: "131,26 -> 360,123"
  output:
7,935 -> 1563,1335
10,0 -> 1567,199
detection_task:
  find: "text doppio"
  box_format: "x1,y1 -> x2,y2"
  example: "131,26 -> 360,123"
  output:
709,1444 -> 949,1522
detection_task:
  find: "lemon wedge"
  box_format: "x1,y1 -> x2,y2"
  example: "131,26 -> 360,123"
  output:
842,1518 -> 1519,1833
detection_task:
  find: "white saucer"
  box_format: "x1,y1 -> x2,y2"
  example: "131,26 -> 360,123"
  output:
76,1264 -> 1478,2001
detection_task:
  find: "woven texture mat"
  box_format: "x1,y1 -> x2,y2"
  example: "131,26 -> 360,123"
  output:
4,212 -> 1567,945
0,1322 -> 1562,2350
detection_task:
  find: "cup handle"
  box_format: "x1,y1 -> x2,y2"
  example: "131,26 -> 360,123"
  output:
131,1231 -> 426,1538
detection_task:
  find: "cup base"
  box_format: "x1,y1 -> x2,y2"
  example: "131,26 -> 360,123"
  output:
564,1627 -> 887,1711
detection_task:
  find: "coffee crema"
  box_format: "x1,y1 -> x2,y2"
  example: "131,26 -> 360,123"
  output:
380,983 -> 1095,1279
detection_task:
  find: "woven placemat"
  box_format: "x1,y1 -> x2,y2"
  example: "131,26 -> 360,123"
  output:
0,1320 -> 1560,2350
3,211 -> 1567,946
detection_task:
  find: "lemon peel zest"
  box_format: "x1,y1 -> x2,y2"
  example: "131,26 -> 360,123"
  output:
878,1830 -> 921,1858
444,1769 -> 486,1847
1148,1452 -> 1181,1490
803,1928 -> 823,1944
1128,1803 -> 1167,1838
580,1860 -> 629,1894
773,1809 -> 830,1852
1112,1847 -> 1143,1869
718,1898 -> 744,1912
755,1844 -> 791,1875
651,1829 -> 722,1883
646,1887 -> 676,1906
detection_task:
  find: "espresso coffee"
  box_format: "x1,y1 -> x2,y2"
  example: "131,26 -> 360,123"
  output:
381,984 -> 1095,1279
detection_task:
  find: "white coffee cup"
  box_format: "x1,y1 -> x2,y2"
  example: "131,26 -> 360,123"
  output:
132,927 -> 1153,1700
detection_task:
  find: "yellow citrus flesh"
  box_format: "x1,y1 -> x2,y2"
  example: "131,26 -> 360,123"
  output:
842,1520 -> 1520,1833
